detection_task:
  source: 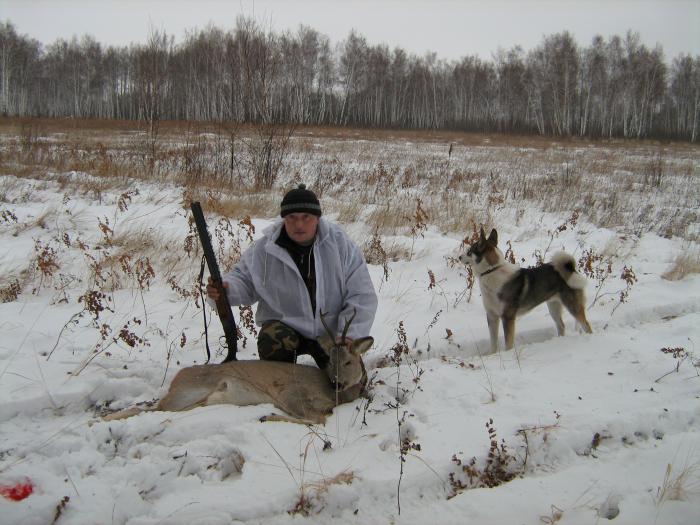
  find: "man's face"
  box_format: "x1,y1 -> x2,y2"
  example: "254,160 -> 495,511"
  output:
283,213 -> 319,245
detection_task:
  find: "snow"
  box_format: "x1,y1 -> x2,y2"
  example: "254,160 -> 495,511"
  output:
1,143 -> 699,524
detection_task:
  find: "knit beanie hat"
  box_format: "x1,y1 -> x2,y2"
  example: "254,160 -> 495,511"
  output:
280,184 -> 322,217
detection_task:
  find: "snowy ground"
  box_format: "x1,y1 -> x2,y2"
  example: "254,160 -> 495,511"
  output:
0,132 -> 699,524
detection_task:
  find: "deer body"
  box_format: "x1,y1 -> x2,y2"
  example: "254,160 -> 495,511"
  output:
159,360 -> 362,424
103,331 -> 373,425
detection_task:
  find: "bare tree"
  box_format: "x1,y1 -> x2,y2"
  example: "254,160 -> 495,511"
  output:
138,27 -> 172,139
1,19 -> 698,141
235,16 -> 295,189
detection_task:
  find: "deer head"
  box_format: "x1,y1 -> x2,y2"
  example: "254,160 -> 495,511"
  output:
319,309 -> 373,391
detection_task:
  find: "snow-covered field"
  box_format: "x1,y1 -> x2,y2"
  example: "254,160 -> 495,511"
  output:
1,128 -> 699,524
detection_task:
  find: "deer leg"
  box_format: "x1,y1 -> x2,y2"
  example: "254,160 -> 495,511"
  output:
101,406 -> 149,421
260,413 -> 325,425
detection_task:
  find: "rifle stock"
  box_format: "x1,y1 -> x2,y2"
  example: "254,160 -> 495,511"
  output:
190,201 -> 238,362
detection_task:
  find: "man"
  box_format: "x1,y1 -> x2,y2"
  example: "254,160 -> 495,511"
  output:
207,184 -> 377,367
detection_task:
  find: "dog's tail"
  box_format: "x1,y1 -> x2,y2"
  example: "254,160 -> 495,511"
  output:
550,252 -> 587,290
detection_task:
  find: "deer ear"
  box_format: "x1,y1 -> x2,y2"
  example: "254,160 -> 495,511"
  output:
480,227 -> 486,241
351,337 -> 374,356
488,229 -> 498,245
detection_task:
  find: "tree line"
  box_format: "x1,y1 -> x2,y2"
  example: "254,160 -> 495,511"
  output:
1,17 -> 698,141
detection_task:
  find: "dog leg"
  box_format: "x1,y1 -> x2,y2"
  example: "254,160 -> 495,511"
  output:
574,308 -> 593,334
486,312 -> 500,353
547,300 -> 566,336
562,292 -> 593,334
502,316 -> 516,351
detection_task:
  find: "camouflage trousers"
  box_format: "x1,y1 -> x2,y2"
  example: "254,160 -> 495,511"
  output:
257,321 -> 329,369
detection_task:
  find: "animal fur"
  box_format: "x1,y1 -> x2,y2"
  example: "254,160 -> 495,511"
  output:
460,228 -> 592,353
102,337 -> 374,425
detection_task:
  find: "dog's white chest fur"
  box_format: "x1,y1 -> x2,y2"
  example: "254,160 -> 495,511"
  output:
477,266 -> 516,316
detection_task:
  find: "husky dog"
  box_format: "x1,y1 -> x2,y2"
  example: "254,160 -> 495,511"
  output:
459,228 -> 592,353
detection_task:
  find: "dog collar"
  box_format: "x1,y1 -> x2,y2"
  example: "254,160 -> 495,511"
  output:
480,265 -> 502,276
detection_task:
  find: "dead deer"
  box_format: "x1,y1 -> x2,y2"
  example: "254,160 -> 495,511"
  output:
103,311 -> 373,425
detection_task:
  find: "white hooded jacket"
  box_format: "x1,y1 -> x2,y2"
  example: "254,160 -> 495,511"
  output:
221,217 -> 377,340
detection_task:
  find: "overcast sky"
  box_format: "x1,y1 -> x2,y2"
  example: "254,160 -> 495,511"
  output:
3,0 -> 699,61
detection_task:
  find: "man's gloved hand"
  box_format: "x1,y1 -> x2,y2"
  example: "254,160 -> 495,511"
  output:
206,277 -> 229,308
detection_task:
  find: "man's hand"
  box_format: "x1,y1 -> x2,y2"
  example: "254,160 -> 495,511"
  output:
206,277 -> 228,301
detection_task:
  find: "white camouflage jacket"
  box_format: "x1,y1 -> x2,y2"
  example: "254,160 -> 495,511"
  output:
221,218 -> 378,340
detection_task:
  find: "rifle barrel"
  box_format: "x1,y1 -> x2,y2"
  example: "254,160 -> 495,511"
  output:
190,201 -> 238,362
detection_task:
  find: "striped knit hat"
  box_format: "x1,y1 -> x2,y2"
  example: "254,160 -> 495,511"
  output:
280,184 -> 322,217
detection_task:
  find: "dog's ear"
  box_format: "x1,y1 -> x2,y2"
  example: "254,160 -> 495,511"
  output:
480,226 -> 486,241
488,229 -> 498,245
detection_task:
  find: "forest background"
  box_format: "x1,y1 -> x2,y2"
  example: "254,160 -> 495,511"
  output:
0,17 -> 699,141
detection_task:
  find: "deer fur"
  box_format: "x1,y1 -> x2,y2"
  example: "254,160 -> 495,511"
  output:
103,334 -> 374,425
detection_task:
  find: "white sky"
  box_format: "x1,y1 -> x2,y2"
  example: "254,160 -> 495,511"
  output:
2,0 -> 699,61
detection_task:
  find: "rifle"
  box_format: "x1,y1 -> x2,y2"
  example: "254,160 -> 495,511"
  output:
190,201 -> 238,362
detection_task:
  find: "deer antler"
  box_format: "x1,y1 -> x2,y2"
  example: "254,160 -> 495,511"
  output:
319,308 -> 357,345
319,311 -> 336,343
340,308 -> 357,343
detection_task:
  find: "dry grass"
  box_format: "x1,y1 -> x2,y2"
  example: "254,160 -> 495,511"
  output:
291,470 -> 356,516
0,277 -> 22,303
3,116 -> 699,153
366,200 -> 411,235
1,117 -> 699,243
10,206 -> 57,236
429,195 -> 482,235
110,225 -> 166,253
655,458 -> 700,506
378,239 -> 413,262
182,189 -> 279,220
333,199 -> 366,224
662,246 -> 700,281
304,470 -> 355,494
